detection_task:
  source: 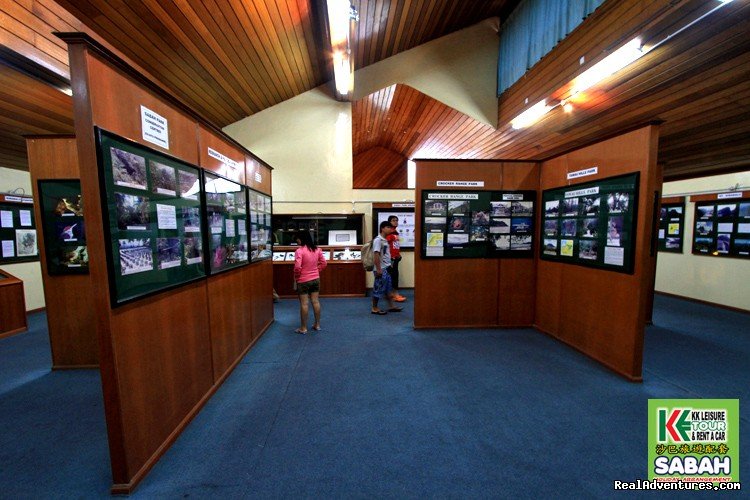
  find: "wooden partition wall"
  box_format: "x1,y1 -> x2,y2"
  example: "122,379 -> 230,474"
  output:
414,160 -> 540,328
61,34 -> 274,493
535,125 -> 661,381
27,136 -> 98,368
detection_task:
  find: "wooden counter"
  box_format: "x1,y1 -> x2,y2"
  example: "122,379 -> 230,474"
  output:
273,247 -> 366,297
0,269 -> 27,339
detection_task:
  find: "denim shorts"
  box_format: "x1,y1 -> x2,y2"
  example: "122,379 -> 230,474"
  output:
297,278 -> 320,295
372,269 -> 392,298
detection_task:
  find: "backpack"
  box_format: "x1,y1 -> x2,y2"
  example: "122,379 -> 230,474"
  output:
361,240 -> 374,271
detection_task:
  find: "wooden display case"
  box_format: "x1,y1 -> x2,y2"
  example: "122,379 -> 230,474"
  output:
273,245 -> 366,298
0,269 -> 27,339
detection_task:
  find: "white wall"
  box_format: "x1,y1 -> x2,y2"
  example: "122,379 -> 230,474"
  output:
656,171 -> 750,311
0,167 -> 45,311
224,19 -> 501,288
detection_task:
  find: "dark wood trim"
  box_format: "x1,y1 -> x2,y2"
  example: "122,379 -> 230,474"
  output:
664,164 -> 750,182
0,327 -> 27,340
654,291 -> 750,315
26,307 -> 46,314
54,32 -> 273,172
661,196 -> 685,204
52,364 -> 98,370
23,134 -> 77,140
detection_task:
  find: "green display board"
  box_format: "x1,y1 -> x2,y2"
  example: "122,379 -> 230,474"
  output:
421,190 -> 535,258
97,129 -> 206,306
540,173 -> 639,274
248,188 -> 272,262
0,195 -> 38,264
692,197 -> 750,259
657,201 -> 684,253
203,171 -> 249,273
37,180 -> 88,274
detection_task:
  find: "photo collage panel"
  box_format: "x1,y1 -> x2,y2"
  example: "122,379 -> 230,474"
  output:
657,201 -> 684,253
249,189 -> 273,262
0,198 -> 38,264
692,198 -> 750,259
203,171 -> 249,273
37,180 -> 89,274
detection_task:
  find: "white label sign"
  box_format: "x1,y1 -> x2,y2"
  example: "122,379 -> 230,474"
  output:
392,203 -> 415,208
254,172 -> 262,183
502,194 -> 523,201
156,204 -> 177,230
436,181 -> 485,187
4,196 -> 23,203
718,192 -> 743,199
565,186 -> 600,198
140,106 -> 169,149
567,167 -> 598,180
428,193 -> 480,200
208,147 -> 241,170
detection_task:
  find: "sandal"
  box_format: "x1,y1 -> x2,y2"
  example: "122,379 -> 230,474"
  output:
371,309 -> 387,315
312,325 -> 321,331
294,328 -> 307,334
388,307 -> 403,312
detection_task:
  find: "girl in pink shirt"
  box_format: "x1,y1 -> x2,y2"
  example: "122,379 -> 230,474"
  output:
293,231 -> 327,334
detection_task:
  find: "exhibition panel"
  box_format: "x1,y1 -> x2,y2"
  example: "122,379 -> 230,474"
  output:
202,170 -> 248,274
372,203 -> 415,249
37,180 -> 88,274
657,197 -> 685,253
692,195 -> 750,259
248,188 -> 273,262
0,194 -> 38,264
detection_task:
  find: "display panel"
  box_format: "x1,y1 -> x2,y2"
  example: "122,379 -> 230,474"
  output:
692,197 -> 750,259
272,214 -> 364,246
421,190 -> 535,258
248,188 -> 272,262
0,195 -> 38,264
203,171 -> 249,273
373,206 -> 416,249
540,173 -> 639,273
97,129 -> 206,305
657,201 -> 684,253
37,180 -> 88,274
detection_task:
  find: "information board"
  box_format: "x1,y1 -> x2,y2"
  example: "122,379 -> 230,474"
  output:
0,195 -> 38,264
657,201 -> 684,253
37,180 -> 88,274
249,188 -> 273,262
692,198 -> 750,259
203,170 -> 249,273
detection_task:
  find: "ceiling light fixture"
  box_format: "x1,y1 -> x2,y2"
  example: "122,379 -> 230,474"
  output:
511,99 -> 557,129
326,1 -> 358,101
571,38 -> 644,95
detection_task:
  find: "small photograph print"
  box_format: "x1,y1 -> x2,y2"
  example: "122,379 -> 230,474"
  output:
510,234 -> 532,251
667,223 -> 680,235
183,236 -> 203,265
157,238 -> 182,269
150,161 -> 177,196
471,210 -> 490,225
115,193 -> 150,230
448,216 -> 469,232
738,223 -> 750,234
511,217 -> 532,234
697,205 -> 714,219
560,239 -> 574,257
16,229 -> 37,256
446,233 -> 469,246
272,251 -> 286,261
694,237 -> 713,253
665,238 -> 681,250
668,206 -> 683,219
735,238 -> 750,254
717,222 -> 733,233
118,238 -> 152,275
448,200 -> 470,216
739,202 -> 750,218
206,192 -> 223,207
607,216 -> 624,246
512,201 -> 533,216
544,219 -> 558,237
561,219 -> 577,237
695,221 -> 713,236
54,195 -> 83,216
562,198 -> 579,216
543,238 -> 558,255
580,218 -> 598,238
60,246 -> 88,267
111,147 -> 147,190
182,207 -> 201,233
211,235 -> 226,268
490,218 -> 511,234
223,193 -> 237,214
580,196 -> 600,216
716,204 -> 737,219
716,234 -> 731,254
470,225 -> 489,242
179,170 -> 199,199
660,207 -> 667,220
235,192 -> 247,214
491,201 -> 512,217
426,232 -> 444,248
56,220 -> 85,242
491,234 -> 510,250
544,200 -> 559,218
579,240 -> 598,260
425,200 -> 447,216
209,210 -> 224,232
607,192 -> 629,213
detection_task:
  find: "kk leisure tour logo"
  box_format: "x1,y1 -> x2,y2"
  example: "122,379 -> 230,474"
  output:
648,399 -> 740,483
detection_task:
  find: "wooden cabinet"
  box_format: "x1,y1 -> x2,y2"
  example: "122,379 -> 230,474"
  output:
0,269 -> 27,338
273,246 -> 366,297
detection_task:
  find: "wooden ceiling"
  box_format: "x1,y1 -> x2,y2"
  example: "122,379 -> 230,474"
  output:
353,0 -> 750,184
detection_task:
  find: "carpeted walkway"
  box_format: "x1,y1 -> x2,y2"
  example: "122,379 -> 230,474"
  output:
0,292 -> 747,498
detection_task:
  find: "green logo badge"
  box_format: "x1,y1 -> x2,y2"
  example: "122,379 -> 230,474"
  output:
648,399 -> 739,483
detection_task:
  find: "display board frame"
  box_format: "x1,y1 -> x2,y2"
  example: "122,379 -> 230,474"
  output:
372,205 -> 416,250
0,194 -> 38,264
202,170 -> 250,274
692,198 -> 750,259
657,200 -> 685,253
95,128 -> 207,307
37,179 -> 89,274
248,187 -> 273,263
539,172 -> 640,274
420,190 -> 536,259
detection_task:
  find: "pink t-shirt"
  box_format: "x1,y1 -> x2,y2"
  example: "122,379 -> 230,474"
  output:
294,246 -> 327,283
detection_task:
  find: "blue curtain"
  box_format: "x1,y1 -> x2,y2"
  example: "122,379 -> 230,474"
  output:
497,0 -> 606,96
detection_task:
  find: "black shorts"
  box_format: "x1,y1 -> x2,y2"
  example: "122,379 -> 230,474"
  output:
297,278 -> 320,295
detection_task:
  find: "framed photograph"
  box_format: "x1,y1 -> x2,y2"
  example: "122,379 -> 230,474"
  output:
0,196 -> 39,265
692,198 -> 750,259
328,229 -> 357,246
37,180 -> 88,274
248,188 -> 272,262
203,170 -> 248,273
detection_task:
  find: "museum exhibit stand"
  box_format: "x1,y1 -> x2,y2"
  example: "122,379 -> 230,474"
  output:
0,269 -> 27,338
58,32 -> 274,493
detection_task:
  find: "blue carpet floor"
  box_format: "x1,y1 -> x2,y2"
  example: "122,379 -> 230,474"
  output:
0,292 -> 747,498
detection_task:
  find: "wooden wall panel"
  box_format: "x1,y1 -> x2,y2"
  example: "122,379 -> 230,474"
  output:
273,262 -> 366,298
248,260 -> 274,340
26,136 -> 98,368
535,125 -> 660,381
246,156 -> 272,196
207,268 -> 252,380
198,125 -> 246,183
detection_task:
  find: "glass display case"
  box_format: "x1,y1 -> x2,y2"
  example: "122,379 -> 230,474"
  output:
272,213 -> 364,247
